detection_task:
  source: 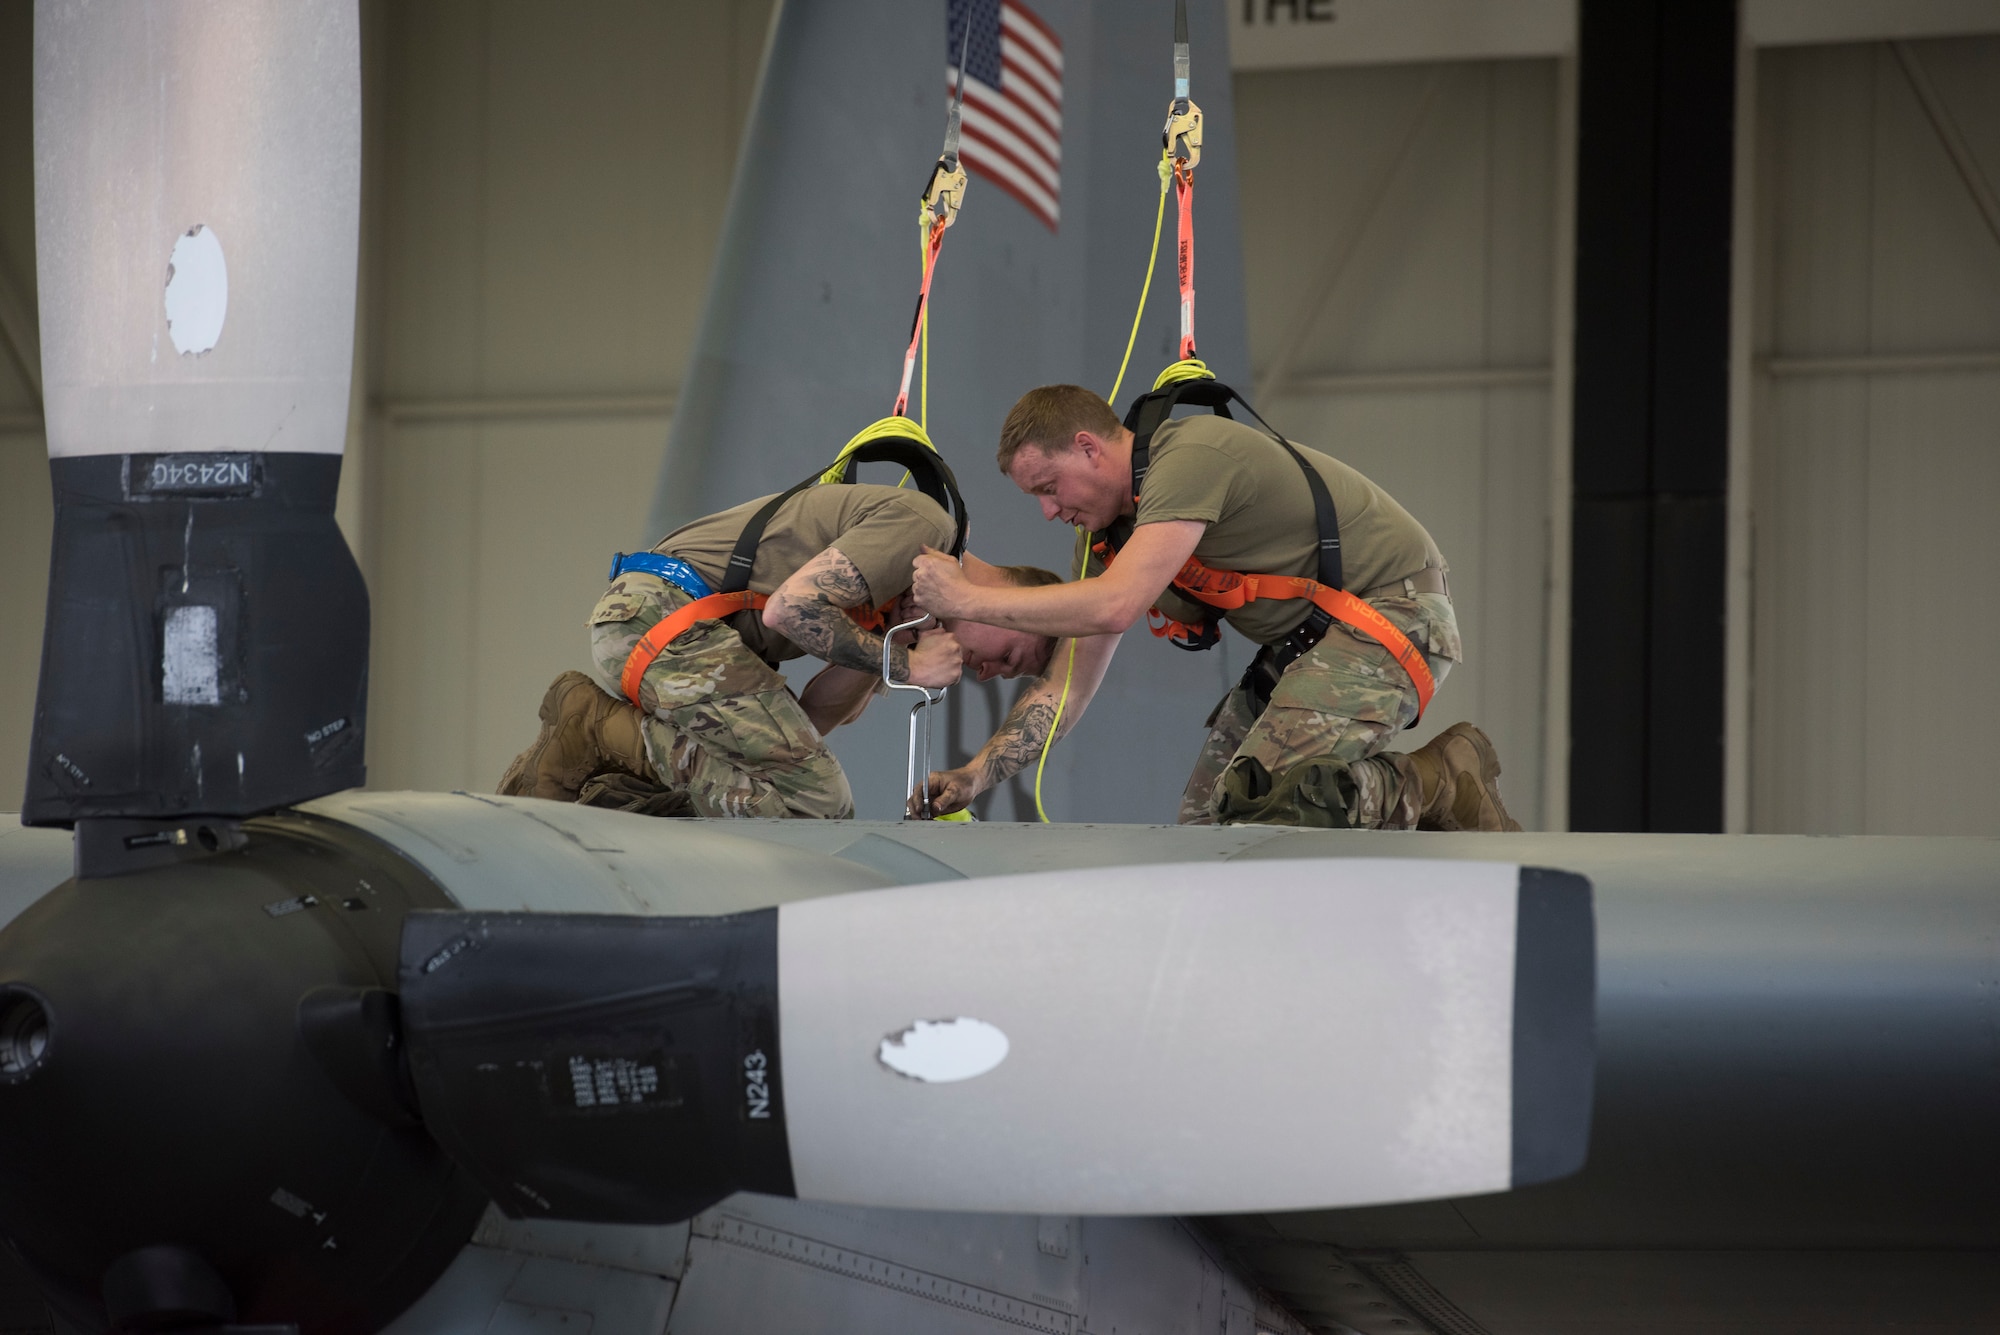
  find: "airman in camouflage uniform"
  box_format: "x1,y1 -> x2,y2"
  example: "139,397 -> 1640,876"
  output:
1184,589 -> 1460,826
500,483 -> 1057,820
582,576 -> 854,819
912,385 -> 1522,831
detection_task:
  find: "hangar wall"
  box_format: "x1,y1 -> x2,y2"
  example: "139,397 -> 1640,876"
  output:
1,4 -> 1996,836
351,0 -> 774,795
1240,59 -> 1562,833
1750,37 -> 2000,835
0,2 -> 44,819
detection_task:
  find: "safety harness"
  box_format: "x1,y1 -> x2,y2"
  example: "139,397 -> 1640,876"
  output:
1109,12 -> 1429,719
1091,365 -> 1436,721
612,40 -> 980,714
613,426 -> 969,708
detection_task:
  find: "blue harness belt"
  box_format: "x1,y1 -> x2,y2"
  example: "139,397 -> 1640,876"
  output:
607,552 -> 715,601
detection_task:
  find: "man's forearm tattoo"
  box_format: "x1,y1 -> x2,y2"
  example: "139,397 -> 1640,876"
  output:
782,552 -> 909,680
974,692 -> 1068,788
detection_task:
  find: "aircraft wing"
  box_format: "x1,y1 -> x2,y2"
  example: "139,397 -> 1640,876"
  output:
703,819 -> 2000,1334
0,825 -> 72,934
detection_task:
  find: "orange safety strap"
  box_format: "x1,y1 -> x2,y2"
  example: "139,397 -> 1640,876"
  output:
847,603 -> 890,634
893,217 -> 950,419
618,593 -> 897,708
1095,543 -> 1436,717
1173,159 -> 1196,361
1306,586 -> 1437,719
618,591 -> 767,707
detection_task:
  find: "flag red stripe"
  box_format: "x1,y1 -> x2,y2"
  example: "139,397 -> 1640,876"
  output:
960,79 -> 1061,168
960,136 -> 1056,217
1002,42 -> 1063,110
1001,1 -> 1063,67
953,67 -> 1061,143
960,118 -> 1060,201
997,55 -> 1063,137
962,147 -> 1060,231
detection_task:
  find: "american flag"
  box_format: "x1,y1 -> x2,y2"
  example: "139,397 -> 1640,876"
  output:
948,0 -> 1063,232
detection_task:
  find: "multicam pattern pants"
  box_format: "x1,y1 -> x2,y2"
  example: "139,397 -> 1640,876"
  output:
587,573 -> 854,819
1178,592 -> 1460,828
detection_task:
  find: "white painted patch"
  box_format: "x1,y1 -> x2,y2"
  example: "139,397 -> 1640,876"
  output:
162,605 -> 221,705
878,1017 -> 1009,1083
164,225 -> 228,356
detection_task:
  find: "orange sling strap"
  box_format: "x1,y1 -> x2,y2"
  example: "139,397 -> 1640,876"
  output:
1093,544 -> 1438,719
618,590 -> 768,707
618,594 -> 893,708
1167,555 -> 1436,717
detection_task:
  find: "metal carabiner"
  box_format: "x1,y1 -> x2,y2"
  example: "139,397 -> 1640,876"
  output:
882,612 -> 946,819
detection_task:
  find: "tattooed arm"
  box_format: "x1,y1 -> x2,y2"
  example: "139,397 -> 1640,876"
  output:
920,630 -> 1122,816
764,545 -> 962,687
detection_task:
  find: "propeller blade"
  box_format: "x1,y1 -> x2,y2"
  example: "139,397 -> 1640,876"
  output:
26,0 -> 367,828
399,858 -> 1593,1222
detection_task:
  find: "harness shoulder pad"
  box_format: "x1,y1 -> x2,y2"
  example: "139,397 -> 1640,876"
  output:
824,437 -> 970,559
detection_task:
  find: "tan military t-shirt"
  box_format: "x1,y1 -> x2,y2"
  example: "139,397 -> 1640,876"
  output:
1077,415 -> 1445,645
653,482 -> 955,662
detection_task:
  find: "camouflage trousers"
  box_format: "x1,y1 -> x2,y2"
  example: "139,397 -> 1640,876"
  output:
586,573 -> 853,819
1179,592 -> 1460,828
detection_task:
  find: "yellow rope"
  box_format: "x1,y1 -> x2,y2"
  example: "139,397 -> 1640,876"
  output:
1030,534 -> 1092,821
1032,153 -> 1174,823
1105,152 -> 1173,410
819,415 -> 938,486
1152,356 -> 1215,389
920,225 -> 931,434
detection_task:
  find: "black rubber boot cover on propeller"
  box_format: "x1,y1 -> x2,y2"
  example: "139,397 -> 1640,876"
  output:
399,908 -> 796,1223
23,454 -> 369,826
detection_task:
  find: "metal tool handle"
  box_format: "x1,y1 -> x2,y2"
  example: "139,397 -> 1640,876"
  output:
883,613 -> 946,819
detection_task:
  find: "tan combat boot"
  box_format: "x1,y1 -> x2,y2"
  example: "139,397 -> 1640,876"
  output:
1402,722 -> 1523,832
497,671 -> 654,802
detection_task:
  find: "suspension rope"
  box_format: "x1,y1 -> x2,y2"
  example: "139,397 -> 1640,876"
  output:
1031,154 -> 1175,822
894,217 -> 949,420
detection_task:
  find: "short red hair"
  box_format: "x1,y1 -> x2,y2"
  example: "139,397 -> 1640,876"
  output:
996,385 -> 1121,472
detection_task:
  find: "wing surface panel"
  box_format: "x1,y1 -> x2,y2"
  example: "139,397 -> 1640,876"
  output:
669,819 -> 2000,1330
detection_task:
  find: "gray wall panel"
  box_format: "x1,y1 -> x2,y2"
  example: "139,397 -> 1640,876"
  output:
361,0 -> 776,795
1752,38 -> 2000,834
1241,59 -> 1560,829
1752,379 -> 1871,833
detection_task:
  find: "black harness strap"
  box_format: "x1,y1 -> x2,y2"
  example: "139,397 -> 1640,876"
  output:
719,438 -> 970,596
1098,379 -> 1344,703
